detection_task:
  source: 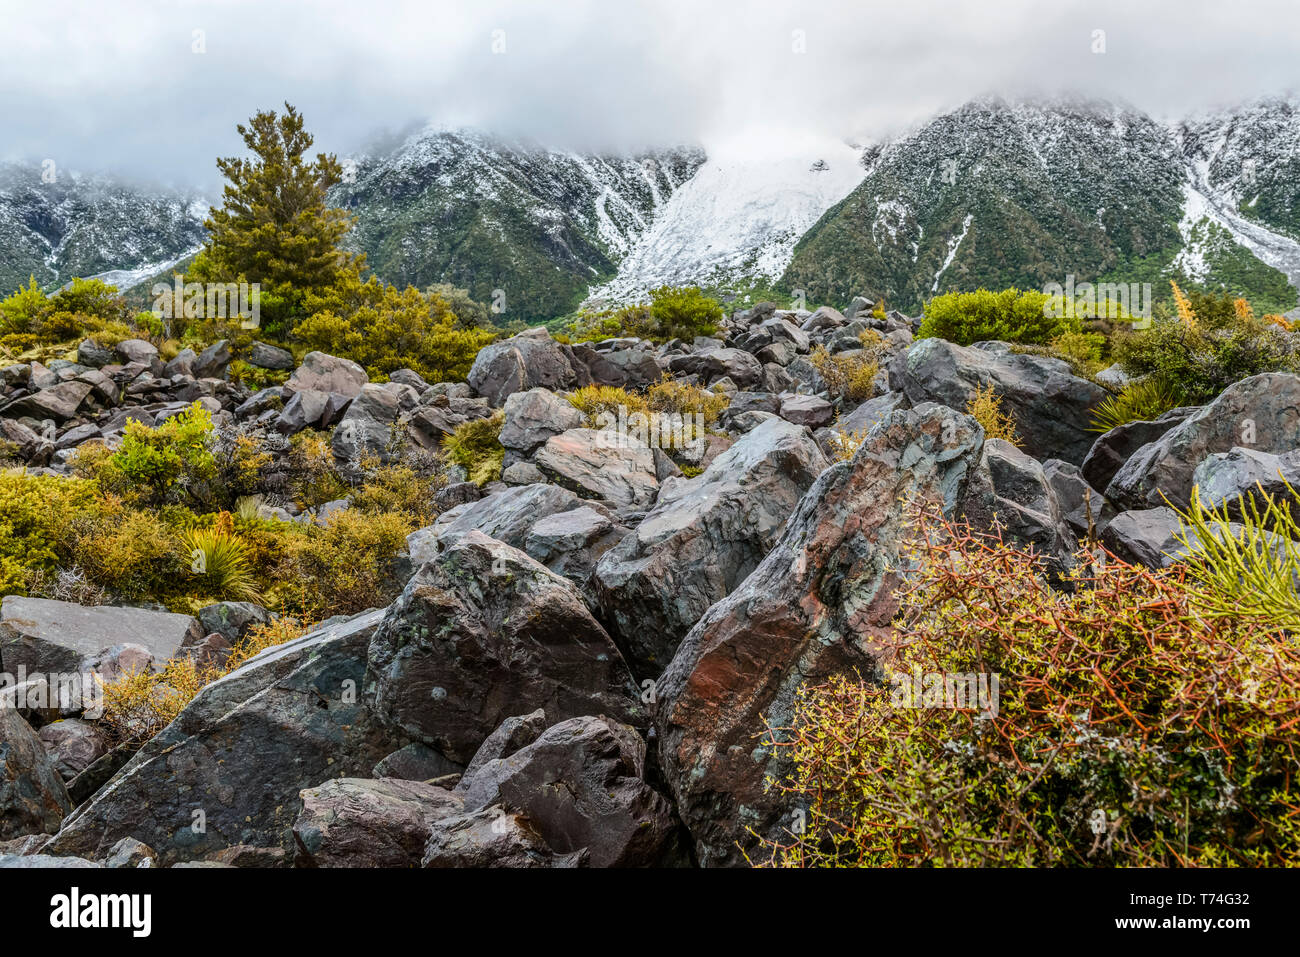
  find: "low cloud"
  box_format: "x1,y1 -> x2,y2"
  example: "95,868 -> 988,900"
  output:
2,0 -> 1298,188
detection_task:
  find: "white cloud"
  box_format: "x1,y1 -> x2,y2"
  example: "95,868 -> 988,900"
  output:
2,0 -> 1299,186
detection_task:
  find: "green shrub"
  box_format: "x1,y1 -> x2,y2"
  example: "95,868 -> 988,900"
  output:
295,273 -> 497,383
275,510 -> 414,618
648,285 -> 722,342
104,404 -> 217,504
0,472 -> 100,596
919,288 -> 1077,346
758,505 -> 1300,867
1114,293 -> 1299,405
443,411 -> 504,485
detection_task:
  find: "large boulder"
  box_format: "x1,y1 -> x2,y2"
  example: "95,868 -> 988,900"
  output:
42,610 -> 397,865
293,778 -> 465,867
37,719 -> 108,782
567,342 -> 663,390
285,351 -> 368,398
407,483 -> 596,564
656,403 -> 984,866
0,706 -> 73,838
594,418 -> 830,674
454,716 -> 681,867
958,438 -> 1076,571
0,381 -> 93,422
666,348 -> 763,390
366,531 -> 645,765
1107,373 -> 1300,510
1043,459 -> 1116,537
1101,507 -> 1201,569
331,383 -> 401,463
894,337 -> 1110,465
1079,408 -> 1197,492
420,807 -> 584,867
0,597 -> 202,677
498,388 -> 585,456
1193,446 -> 1300,518
467,328 -> 577,407
534,429 -> 661,510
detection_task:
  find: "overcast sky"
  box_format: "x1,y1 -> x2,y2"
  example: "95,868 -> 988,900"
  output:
3,0 -> 1300,189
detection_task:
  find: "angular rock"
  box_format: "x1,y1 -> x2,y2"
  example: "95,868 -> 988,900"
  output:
372,742 -> 463,782
114,339 -> 158,365
657,403 -> 984,866
595,417 -> 830,674
1079,407 -> 1197,492
331,383 -> 400,462
1107,374 -> 1300,510
408,483 -> 596,563
37,719 -> 108,782
467,328 -> 577,407
247,342 -> 294,371
0,706 -> 73,838
293,778 -> 465,867
195,601 -> 274,644
0,380 -> 93,422
367,531 -> 644,765
0,597 -> 202,677
42,610 -> 398,865
1192,446 -> 1300,519
420,806 -> 584,868
1043,459 -> 1116,537
460,709 -> 549,781
1101,507 -> 1199,569
666,348 -> 763,390
959,438 -> 1076,571
778,394 -> 834,429
895,337 -> 1110,465
192,339 -> 231,380
534,428 -> 661,510
285,351 -> 368,398
455,716 -> 680,867
499,388 -> 585,454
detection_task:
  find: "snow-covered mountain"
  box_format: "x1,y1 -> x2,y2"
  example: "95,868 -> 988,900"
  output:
0,164 -> 208,297
1174,97 -> 1300,300
10,96 -> 1300,320
588,136 -> 865,303
784,95 -> 1300,314
330,128 -> 705,322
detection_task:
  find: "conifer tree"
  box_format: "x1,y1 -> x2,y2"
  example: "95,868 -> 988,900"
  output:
199,103 -> 359,294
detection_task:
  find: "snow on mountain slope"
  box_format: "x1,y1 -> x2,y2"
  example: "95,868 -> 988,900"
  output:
1174,100 -> 1300,297
0,164 -> 208,295
589,136 -> 864,303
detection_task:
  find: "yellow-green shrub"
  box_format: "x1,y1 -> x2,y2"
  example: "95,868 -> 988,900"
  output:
759,505 -> 1300,867
965,383 -> 1019,445
0,472 -> 100,596
275,509 -> 415,619
443,411 -> 504,485
919,288 -> 1076,346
